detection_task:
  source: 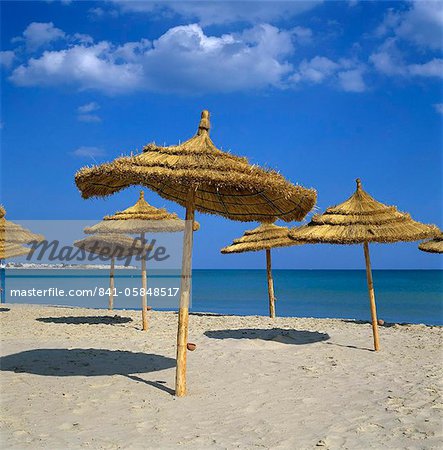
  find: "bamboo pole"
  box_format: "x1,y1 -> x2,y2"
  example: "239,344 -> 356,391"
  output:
0,259 -> 5,304
175,189 -> 196,397
141,232 -> 148,331
108,256 -> 115,310
266,249 -> 276,318
363,242 -> 380,351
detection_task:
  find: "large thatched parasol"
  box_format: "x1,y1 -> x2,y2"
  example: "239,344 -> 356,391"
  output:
418,232 -> 443,254
289,178 -> 439,351
84,191 -> 199,330
74,233 -> 152,311
221,222 -> 296,318
75,110 -> 316,396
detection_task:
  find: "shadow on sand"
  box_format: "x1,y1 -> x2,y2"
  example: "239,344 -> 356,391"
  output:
36,316 -> 133,325
0,348 -> 175,384
204,328 -> 329,345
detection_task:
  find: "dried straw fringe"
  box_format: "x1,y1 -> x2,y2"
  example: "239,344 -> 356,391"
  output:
418,233 -> 443,254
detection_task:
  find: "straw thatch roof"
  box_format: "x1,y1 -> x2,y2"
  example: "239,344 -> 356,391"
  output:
84,191 -> 199,234
0,242 -> 30,259
74,233 -> 152,258
221,222 -> 296,254
75,110 -> 316,223
289,179 -> 439,244
418,233 -> 443,254
0,208 -> 44,244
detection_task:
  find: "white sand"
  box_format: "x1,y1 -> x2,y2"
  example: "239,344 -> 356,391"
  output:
0,304 -> 442,449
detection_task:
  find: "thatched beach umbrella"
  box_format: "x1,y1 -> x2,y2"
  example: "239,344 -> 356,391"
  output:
0,206 -> 44,303
0,207 -> 44,244
289,179 -> 439,351
75,110 -> 316,396
84,191 -> 199,330
221,222 -> 296,318
418,232 -> 443,254
74,233 -> 152,311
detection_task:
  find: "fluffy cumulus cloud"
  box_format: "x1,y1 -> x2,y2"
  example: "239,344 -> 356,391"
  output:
13,22 -> 65,51
10,42 -> 144,94
377,1 -> 443,50
291,56 -> 366,92
9,24 -> 298,94
112,0 -> 322,26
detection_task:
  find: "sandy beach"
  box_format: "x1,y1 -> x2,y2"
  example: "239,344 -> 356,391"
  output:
0,304 -> 442,449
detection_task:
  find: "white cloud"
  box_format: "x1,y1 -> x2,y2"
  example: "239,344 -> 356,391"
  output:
10,24 -> 296,94
292,56 -> 339,84
433,103 -> 443,114
370,38 -> 407,76
370,38 -> 443,79
77,102 -> 100,114
113,0 -> 322,26
77,103 -> 102,123
13,22 -> 65,52
377,1 -> 443,50
0,51 -> 15,69
408,58 -> 443,77
338,68 -> 366,92
10,42 -> 144,94
291,56 -> 366,92
72,146 -> 106,157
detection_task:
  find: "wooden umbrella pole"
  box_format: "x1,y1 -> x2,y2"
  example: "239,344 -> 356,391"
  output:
0,259 -> 5,304
363,242 -> 380,351
175,189 -> 196,397
108,256 -> 115,311
141,232 -> 149,331
266,249 -> 276,318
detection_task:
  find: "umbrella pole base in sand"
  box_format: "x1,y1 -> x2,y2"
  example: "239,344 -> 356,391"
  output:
141,233 -> 149,331
176,190 -> 195,397
364,243 -> 380,351
266,249 -> 276,319
108,257 -> 115,311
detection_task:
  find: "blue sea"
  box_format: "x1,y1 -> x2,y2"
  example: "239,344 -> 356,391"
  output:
4,269 -> 443,326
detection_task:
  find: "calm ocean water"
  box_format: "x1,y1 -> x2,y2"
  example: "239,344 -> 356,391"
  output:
4,269 -> 443,325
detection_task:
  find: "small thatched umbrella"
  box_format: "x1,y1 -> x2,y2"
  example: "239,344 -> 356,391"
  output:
221,222 -> 296,318
74,233 -> 152,311
289,179 -> 439,351
75,110 -> 316,396
84,191 -> 199,330
0,207 -> 44,244
0,206 -> 44,303
419,232 -> 443,254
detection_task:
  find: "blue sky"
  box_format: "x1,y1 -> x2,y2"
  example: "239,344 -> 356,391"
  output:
1,0 -> 442,269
